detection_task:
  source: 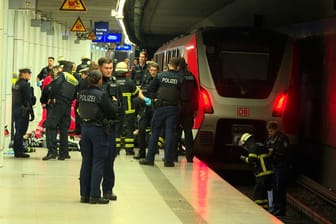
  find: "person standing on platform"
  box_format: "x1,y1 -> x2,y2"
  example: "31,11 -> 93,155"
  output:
76,55 -> 90,74
134,62 -> 159,159
36,56 -> 54,89
176,57 -> 199,163
131,51 -> 148,86
98,57 -> 119,201
139,57 -> 184,167
12,68 -> 35,158
114,61 -> 143,156
266,121 -> 290,216
43,61 -> 79,160
239,133 -> 274,208
78,70 -> 118,204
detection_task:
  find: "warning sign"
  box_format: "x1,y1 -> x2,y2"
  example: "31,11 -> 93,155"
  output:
87,31 -> 96,40
71,17 -> 86,32
60,0 -> 87,11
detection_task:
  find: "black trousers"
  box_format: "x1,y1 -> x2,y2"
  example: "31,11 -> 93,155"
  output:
13,107 -> 29,154
45,102 -> 71,156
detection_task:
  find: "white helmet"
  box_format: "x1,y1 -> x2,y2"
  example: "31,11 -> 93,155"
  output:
239,133 -> 252,146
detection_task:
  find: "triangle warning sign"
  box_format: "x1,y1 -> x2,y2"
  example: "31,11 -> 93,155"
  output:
60,0 -> 87,11
71,17 -> 86,32
87,31 -> 96,40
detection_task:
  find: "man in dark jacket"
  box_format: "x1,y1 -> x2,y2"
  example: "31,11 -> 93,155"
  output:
266,121 -> 290,216
43,61 -> 79,160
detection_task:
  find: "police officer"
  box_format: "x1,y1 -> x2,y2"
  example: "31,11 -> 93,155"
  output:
139,57 -> 184,167
131,51 -> 148,86
12,68 -> 35,158
78,70 -> 118,204
36,57 -> 54,89
239,133 -> 274,208
134,62 -> 159,159
43,61 -> 79,160
266,121 -> 290,216
98,57 -> 119,201
176,57 -> 199,163
114,61 -> 142,155
76,55 -> 90,74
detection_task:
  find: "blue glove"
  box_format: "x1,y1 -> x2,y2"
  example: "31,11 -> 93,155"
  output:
144,97 -> 152,106
36,81 -> 41,87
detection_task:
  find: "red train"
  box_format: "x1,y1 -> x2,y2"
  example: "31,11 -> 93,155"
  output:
154,27 -> 300,169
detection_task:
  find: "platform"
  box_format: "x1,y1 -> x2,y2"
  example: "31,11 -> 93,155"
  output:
0,149 -> 282,224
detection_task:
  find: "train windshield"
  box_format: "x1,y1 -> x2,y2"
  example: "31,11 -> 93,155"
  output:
203,28 -> 287,98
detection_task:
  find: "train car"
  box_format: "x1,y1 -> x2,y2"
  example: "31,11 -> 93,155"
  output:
154,27 -> 300,169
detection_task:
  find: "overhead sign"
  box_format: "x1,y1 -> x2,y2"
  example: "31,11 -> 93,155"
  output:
92,33 -> 122,43
115,44 -> 132,51
60,0 -> 87,11
94,22 -> 109,36
71,17 -> 86,32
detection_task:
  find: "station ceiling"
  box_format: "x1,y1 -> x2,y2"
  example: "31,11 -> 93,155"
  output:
37,0 -> 336,51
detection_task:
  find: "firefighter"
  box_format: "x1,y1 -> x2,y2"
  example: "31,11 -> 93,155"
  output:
78,70 -> 118,204
43,61 -> 79,160
114,61 -> 142,155
239,133 -> 273,208
12,68 -> 35,158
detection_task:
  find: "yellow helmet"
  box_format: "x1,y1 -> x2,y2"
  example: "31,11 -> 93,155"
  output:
239,133 -> 252,146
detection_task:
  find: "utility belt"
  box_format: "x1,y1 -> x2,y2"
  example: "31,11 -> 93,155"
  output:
153,99 -> 178,109
82,119 -> 103,126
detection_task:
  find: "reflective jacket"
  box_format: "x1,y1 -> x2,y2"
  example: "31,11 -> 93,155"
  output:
243,138 -> 273,177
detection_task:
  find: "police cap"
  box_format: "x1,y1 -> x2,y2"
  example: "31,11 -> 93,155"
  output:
115,62 -> 129,74
79,66 -> 90,73
19,68 -> 32,74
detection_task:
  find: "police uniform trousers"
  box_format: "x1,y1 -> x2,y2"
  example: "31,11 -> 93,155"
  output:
13,107 -> 29,155
272,166 -> 288,214
146,106 -> 178,163
177,109 -> 194,161
45,101 -> 71,157
137,107 -> 153,157
79,124 -> 109,198
102,125 -> 118,195
254,174 -> 273,208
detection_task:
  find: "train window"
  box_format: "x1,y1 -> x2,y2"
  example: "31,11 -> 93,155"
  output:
203,28 -> 287,99
220,51 -> 269,81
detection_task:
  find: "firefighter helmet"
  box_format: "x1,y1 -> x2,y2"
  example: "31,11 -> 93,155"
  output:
239,133 -> 252,146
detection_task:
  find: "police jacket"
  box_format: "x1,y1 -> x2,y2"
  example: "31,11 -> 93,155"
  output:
12,78 -> 33,110
131,64 -> 147,86
78,86 -> 118,123
140,72 -> 155,97
180,70 -> 199,115
116,75 -> 139,115
147,70 -> 184,106
78,77 -> 89,91
266,131 -> 290,168
49,72 -> 79,104
242,138 -> 273,177
37,66 -> 52,81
